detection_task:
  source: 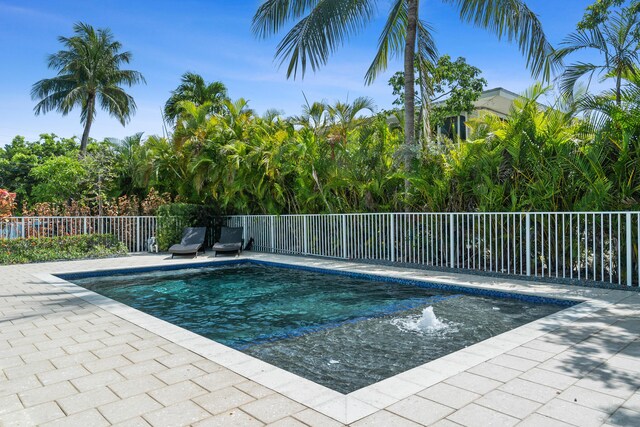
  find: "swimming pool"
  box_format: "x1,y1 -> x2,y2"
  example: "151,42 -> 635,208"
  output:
68,261 -> 574,393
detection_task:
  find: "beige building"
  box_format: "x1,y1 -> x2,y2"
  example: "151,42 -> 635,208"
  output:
437,87 -> 519,140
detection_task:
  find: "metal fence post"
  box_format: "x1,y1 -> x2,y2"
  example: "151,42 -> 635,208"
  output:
21,217 -> 25,238
626,212 -> 632,287
270,216 -> 275,253
341,215 -> 347,259
243,216 -> 248,244
83,217 -> 87,235
136,217 -> 141,252
303,216 -> 308,255
390,214 -> 396,262
526,213 -> 531,276
449,213 -> 455,268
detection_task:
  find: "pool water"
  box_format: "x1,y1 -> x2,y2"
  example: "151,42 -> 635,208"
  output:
74,264 -> 568,393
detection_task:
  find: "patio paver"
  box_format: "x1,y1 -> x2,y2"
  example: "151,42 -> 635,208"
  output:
1,253 -> 639,426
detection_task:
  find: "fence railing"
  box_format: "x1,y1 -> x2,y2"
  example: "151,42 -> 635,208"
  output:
3,212 -> 639,287
227,212 -> 640,288
1,216 -> 157,253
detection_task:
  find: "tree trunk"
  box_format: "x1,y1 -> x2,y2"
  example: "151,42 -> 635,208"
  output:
615,72 -> 622,106
80,93 -> 96,156
403,0 -> 419,197
417,62 -> 432,148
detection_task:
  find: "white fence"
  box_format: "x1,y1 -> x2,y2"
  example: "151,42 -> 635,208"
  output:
3,212 -> 639,287
227,212 -> 640,288
1,216 -> 157,252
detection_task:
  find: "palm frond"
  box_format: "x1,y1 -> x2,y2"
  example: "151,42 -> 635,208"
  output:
252,0 -> 321,38
576,93 -> 617,130
416,20 -> 438,66
164,73 -> 229,123
559,62 -> 601,98
98,87 -> 137,125
111,69 -> 146,87
554,28 -> 606,61
445,0 -> 558,80
350,96 -> 376,115
364,0 -> 406,85
265,0 -> 377,79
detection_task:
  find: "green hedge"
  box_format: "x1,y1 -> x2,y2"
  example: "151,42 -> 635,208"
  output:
0,234 -> 128,265
156,203 -> 222,251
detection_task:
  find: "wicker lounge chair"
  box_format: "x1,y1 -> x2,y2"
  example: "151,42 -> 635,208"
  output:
169,227 -> 206,258
212,227 -> 244,257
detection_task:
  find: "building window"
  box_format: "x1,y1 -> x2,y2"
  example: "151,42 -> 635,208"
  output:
440,115 -> 467,140
442,116 -> 456,140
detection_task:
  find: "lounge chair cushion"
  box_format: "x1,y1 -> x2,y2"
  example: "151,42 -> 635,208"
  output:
212,242 -> 242,251
212,227 -> 244,255
168,227 -> 207,257
169,243 -> 203,254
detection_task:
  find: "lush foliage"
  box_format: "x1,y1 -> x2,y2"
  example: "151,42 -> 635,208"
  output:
420,84 -> 640,212
555,0 -> 640,104
4,79 -> 640,214
156,203 -> 221,250
164,73 -> 229,124
0,134 -> 173,215
31,23 -> 145,153
0,234 -> 127,264
3,4 -> 639,216
578,0 -> 640,30
252,0 -> 556,169
388,55 -> 487,139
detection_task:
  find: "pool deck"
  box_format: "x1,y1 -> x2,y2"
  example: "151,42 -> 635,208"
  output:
1,253 -> 639,426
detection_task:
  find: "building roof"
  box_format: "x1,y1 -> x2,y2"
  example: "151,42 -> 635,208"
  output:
432,87 -> 521,117
472,87 -> 520,117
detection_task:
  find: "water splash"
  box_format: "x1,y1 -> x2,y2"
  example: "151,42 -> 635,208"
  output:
391,306 -> 451,334
416,306 -> 446,330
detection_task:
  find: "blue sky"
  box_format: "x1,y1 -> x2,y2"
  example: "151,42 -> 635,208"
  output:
0,0 -> 595,145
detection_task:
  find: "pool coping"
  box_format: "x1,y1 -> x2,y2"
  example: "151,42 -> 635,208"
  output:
33,254 -> 622,424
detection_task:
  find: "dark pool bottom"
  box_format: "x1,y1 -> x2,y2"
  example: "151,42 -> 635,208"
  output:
69,262 -> 573,393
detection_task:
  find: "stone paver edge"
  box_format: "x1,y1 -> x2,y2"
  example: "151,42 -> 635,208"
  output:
30,254 -> 624,424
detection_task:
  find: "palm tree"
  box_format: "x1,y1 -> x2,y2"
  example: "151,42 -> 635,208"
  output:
252,0 -> 555,173
555,8 -> 640,105
164,72 -> 229,124
292,97 -> 330,136
32,23 -> 145,154
109,132 -> 150,197
327,96 -> 376,150
328,96 -> 375,132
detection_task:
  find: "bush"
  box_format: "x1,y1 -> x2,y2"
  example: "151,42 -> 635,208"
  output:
0,234 -> 128,265
156,203 -> 223,251
0,189 -> 16,218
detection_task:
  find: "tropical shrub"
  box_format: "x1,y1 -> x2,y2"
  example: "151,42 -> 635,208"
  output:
0,189 -> 16,218
0,234 -> 127,265
7,86 -> 640,215
19,189 -> 172,217
156,203 -> 221,250
30,155 -> 88,203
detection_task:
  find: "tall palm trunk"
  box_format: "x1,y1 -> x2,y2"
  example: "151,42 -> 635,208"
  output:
403,0 -> 419,196
615,72 -> 622,106
417,62 -> 432,147
80,93 -> 96,155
